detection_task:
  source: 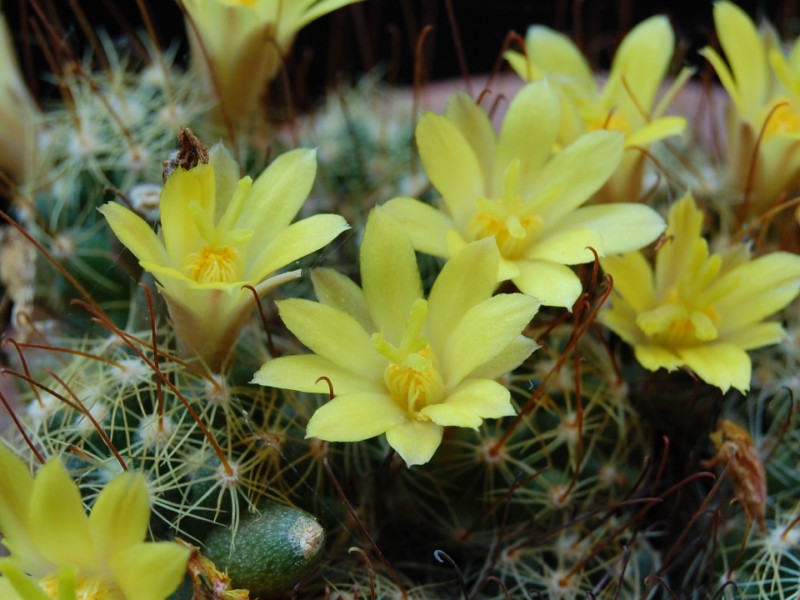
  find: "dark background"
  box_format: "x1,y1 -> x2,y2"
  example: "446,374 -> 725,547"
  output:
3,0 -> 799,103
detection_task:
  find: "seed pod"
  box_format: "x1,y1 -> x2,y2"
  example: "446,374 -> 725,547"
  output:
203,501 -> 325,596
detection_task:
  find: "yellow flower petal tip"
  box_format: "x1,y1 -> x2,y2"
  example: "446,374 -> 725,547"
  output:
101,138 -> 349,371
254,208 -> 540,467
601,192 -> 800,393
0,444 -> 190,599
383,80 -> 665,308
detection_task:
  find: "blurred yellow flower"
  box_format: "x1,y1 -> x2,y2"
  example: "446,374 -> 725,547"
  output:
0,444 -> 189,600
382,81 -> 666,309
181,0 -> 361,126
0,12 -> 39,182
701,1 -> 800,220
253,208 -> 540,467
505,15 -> 688,202
600,193 -> 800,393
100,144 -> 348,371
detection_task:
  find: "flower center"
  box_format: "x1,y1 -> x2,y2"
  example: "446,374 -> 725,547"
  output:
468,160 -> 542,259
182,246 -> 242,284
219,0 -> 257,6
383,346 -> 445,416
372,299 -> 445,418
587,109 -> 631,135
40,574 -> 124,600
762,101 -> 800,137
637,287 -> 720,347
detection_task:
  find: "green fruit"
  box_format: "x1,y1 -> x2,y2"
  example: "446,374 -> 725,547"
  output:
203,501 -> 325,595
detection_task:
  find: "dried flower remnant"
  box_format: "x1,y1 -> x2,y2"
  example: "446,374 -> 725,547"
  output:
701,419 -> 767,532
382,81 -> 665,308
600,193 -> 800,393
100,139 -> 349,370
253,207 -> 540,466
0,444 -> 189,599
505,15 -> 688,202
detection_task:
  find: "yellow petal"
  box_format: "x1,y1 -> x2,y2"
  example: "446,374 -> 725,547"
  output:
216,176 -> 253,235
0,446 -> 44,572
599,305 -> 645,346
380,197 -> 453,258
525,226 -> 605,265
504,49 -> 536,81
523,25 -> 594,91
252,354 -> 384,396
311,267 -> 373,331
467,336 -> 539,380
607,15 -> 674,115
360,208 -> 422,345
99,202 -> 167,266
443,293 -> 539,386
296,0 -> 364,29
208,142 -> 240,221
110,541 -> 190,600
532,130 -> 623,223
714,252 -> 800,328
677,343 -> 751,393
601,252 -> 655,312
495,81 -> 561,195
88,472 -> 149,563
248,213 -> 349,280
445,91 -> 497,190
421,379 -> 514,428
29,459 -> 97,571
624,116 -> 687,147
634,344 -> 683,372
416,112 -> 485,225
159,168 -> 207,266
385,421 -> 443,467
276,298 -> 386,377
306,393 -> 408,442
427,238 -> 500,356
712,1 -> 768,120
722,322 -> 785,350
513,260 -> 583,308
556,204 -> 665,256
240,148 -> 317,240
0,560 -> 47,600
699,46 -> 743,115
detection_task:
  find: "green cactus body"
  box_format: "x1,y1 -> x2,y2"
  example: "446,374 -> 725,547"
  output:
203,501 -> 325,596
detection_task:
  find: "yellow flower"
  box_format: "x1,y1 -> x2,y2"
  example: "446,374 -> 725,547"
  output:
181,0 -> 361,126
382,81 -> 666,309
0,11 -> 39,182
700,1 -> 800,218
505,15 -> 688,202
100,144 -> 349,371
0,444 -> 189,600
600,193 -> 800,393
252,207 -> 540,466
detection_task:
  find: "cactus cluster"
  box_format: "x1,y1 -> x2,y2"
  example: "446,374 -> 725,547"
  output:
1,2 -> 800,599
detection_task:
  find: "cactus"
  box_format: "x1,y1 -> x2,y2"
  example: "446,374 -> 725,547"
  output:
3,2 -> 800,599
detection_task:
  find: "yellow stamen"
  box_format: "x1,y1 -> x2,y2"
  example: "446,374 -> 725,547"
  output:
383,346 -> 445,416
183,246 -> 242,284
40,573 -> 124,600
763,102 -> 800,137
468,160 -> 542,259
